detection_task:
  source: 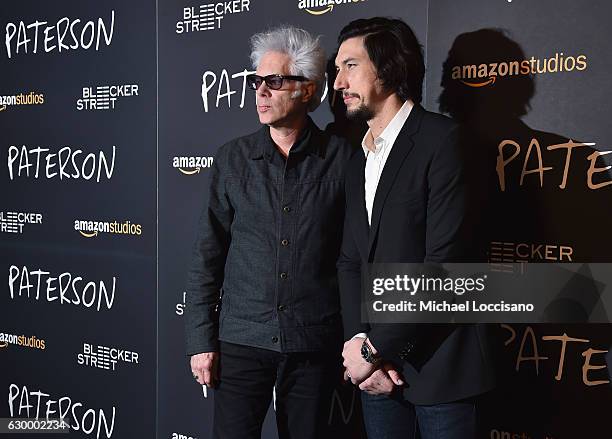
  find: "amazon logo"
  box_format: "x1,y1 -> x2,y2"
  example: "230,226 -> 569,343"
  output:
298,0 -> 366,16
74,219 -> 142,237
0,92 -> 44,109
0,333 -> 45,350
452,53 -> 587,88
173,156 -> 214,175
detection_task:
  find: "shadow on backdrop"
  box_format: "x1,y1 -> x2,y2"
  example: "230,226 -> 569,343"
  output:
438,28 -> 612,438
439,28 -> 612,262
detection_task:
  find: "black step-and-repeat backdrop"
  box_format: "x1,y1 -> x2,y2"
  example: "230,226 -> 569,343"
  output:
2,1 -> 611,438
0,1 -> 157,438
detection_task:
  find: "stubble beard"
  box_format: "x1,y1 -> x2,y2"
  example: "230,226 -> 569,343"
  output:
346,99 -> 375,122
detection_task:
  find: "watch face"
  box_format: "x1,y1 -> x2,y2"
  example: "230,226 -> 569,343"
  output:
360,342 -> 369,360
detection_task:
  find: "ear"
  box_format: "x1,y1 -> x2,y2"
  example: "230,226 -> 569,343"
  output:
300,81 -> 316,104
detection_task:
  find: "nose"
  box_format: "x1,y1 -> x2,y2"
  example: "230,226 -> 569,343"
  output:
257,81 -> 271,97
333,70 -> 346,91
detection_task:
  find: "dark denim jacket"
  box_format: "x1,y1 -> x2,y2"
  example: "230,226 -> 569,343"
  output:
185,118 -> 354,354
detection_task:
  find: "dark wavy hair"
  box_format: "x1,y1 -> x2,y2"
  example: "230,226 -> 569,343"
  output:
338,17 -> 424,103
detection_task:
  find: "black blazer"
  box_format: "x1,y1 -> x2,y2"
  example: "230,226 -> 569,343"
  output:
337,104 -> 496,404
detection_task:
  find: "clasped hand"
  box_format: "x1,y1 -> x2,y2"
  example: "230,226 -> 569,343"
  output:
341,338 -> 404,395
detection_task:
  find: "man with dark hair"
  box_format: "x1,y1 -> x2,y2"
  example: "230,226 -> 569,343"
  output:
185,26 -> 353,439
334,17 -> 495,439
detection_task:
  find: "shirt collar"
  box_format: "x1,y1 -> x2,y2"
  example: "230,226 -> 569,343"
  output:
251,116 -> 319,160
361,100 -> 414,156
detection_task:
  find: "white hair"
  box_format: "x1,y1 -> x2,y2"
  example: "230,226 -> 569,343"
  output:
250,25 -> 326,112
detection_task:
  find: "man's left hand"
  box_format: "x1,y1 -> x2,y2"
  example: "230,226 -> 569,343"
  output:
359,362 -> 405,395
358,367 -> 394,395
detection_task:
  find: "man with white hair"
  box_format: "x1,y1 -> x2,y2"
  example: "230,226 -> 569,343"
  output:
185,26 -> 353,439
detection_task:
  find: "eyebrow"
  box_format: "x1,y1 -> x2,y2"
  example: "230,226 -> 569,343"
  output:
335,57 -> 357,68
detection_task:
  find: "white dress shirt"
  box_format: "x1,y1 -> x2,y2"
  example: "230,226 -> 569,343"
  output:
353,100 -> 413,341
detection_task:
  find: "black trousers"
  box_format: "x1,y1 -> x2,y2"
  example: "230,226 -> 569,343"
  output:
213,341 -> 340,439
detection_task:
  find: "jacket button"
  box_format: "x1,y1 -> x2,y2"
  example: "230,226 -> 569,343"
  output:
282,206 -> 291,213
399,342 -> 414,361
280,272 -> 288,279
272,336 -> 279,343
278,305 -> 285,311
281,239 -> 289,246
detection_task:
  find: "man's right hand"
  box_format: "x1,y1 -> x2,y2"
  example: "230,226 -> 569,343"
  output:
190,352 -> 220,387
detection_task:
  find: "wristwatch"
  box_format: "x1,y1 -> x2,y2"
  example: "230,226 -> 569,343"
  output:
360,338 -> 380,364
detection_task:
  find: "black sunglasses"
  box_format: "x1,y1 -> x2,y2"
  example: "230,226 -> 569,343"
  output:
246,74 -> 308,91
